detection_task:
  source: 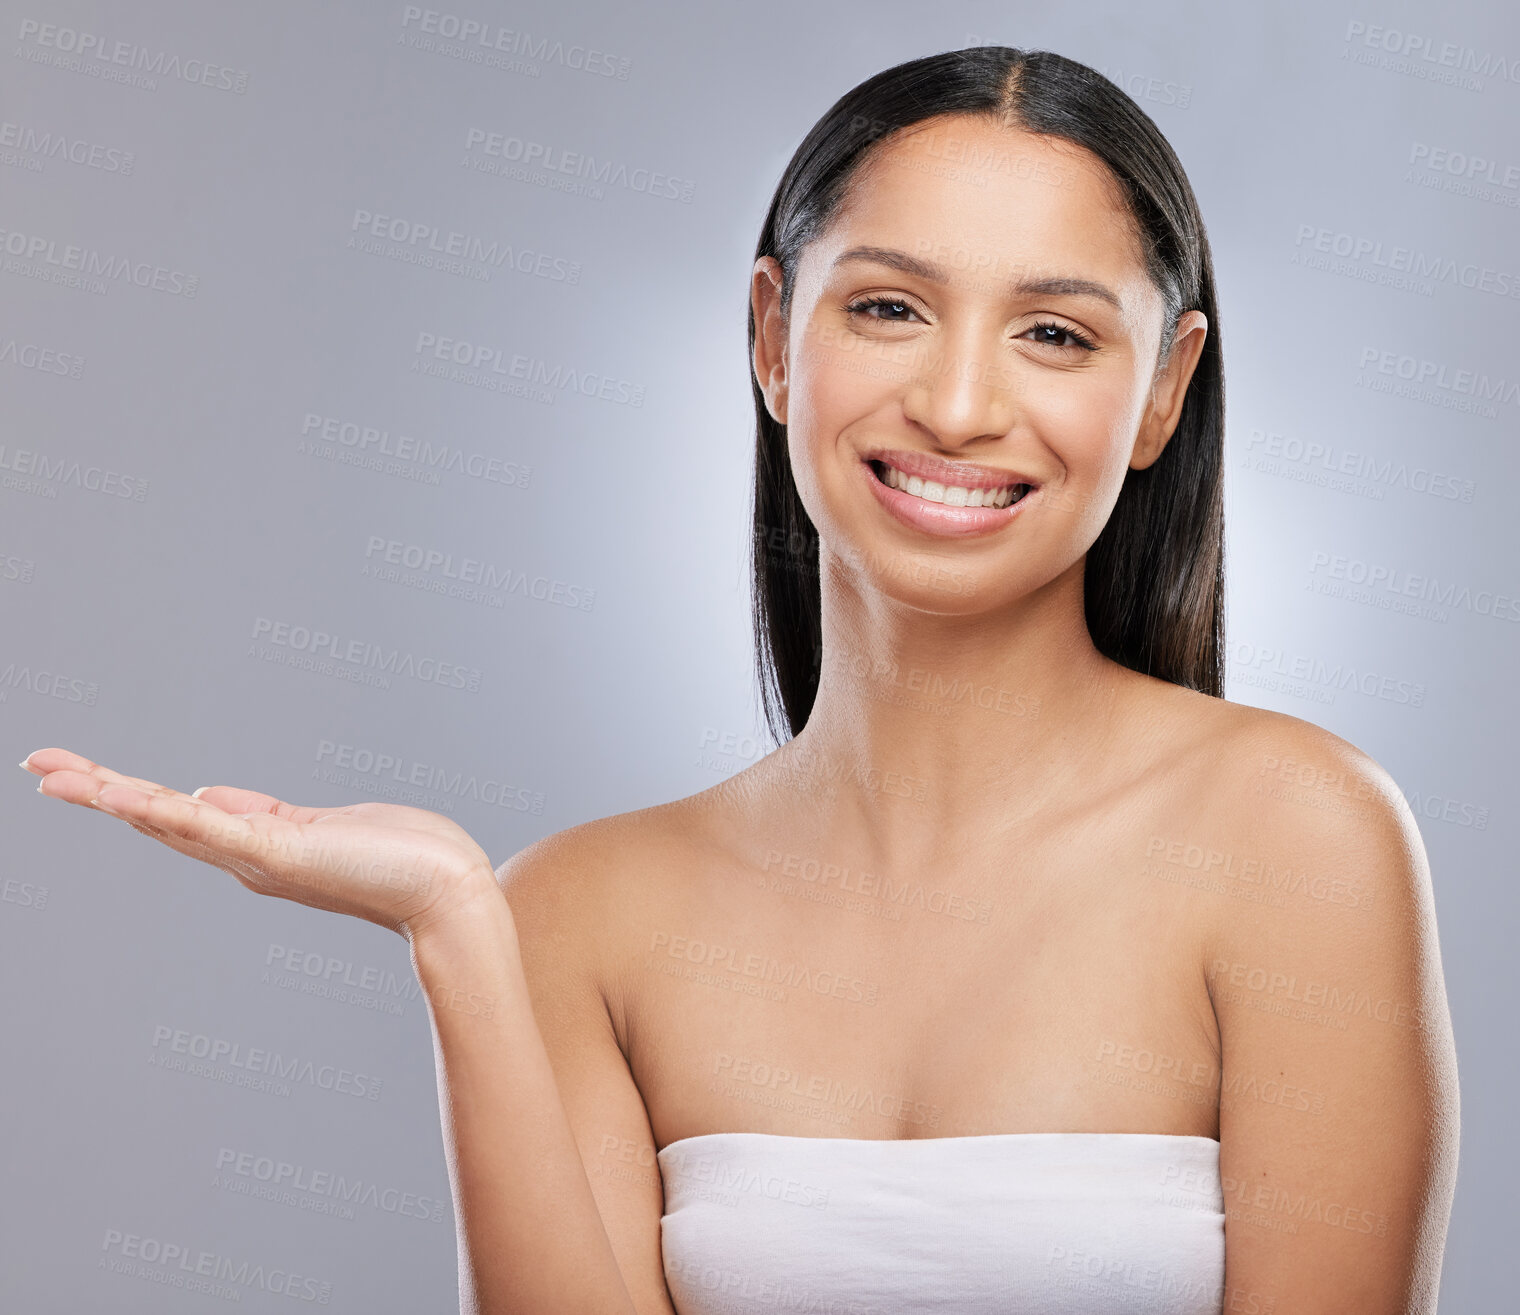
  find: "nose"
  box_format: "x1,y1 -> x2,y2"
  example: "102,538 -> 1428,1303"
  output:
898,327 -> 1020,449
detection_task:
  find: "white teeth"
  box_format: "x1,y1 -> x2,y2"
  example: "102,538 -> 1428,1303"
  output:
879,463 -> 1025,509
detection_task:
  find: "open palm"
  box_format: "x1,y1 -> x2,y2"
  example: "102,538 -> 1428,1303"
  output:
23,746 -> 500,938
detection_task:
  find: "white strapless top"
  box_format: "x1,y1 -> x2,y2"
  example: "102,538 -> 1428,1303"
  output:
658,1132 -> 1225,1315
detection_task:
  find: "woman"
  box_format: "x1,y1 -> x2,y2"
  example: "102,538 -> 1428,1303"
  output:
25,46 -> 1457,1315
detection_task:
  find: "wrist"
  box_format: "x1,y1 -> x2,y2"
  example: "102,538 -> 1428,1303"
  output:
408,888 -> 525,1024
405,868 -> 517,951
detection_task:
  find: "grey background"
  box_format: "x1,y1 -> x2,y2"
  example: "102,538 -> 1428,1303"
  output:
1,0 -> 1514,1309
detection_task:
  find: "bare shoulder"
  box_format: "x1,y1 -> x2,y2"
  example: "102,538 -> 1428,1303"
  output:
1134,678 -> 1447,1018
1145,680 -> 1423,880
492,779 -> 745,993
494,796 -> 705,935
1138,694 -> 1460,1306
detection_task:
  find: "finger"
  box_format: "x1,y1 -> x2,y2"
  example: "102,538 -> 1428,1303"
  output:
20,746 -> 96,775
28,750 -> 182,801
35,768 -> 182,811
32,762 -> 331,837
38,768 -> 272,818
82,784 -> 268,874
102,795 -> 372,907
92,784 -> 280,859
188,785 -> 332,826
23,747 -> 154,784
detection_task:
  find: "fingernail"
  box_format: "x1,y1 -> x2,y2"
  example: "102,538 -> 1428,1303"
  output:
90,795 -> 119,815
19,759 -> 32,771
191,786 -> 208,799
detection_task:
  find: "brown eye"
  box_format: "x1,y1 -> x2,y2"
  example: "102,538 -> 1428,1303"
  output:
847,297 -> 921,322
1024,320 -> 1097,352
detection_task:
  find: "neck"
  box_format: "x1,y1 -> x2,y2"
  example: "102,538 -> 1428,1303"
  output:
771,558 -> 1134,871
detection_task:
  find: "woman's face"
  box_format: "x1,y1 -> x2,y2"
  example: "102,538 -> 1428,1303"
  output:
752,114 -> 1207,615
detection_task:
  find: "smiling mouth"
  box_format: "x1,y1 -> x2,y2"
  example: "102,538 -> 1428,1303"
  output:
867,460 -> 1031,509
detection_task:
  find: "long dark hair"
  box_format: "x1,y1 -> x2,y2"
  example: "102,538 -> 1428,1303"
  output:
749,46 -> 1225,743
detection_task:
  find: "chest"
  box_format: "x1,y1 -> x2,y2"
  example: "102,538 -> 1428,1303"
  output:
616,837 -> 1223,1148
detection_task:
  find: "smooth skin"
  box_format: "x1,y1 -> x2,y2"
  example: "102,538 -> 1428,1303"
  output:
27,115 -> 1458,1315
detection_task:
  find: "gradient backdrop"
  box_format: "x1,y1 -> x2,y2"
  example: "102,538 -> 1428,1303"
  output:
1,0 -> 1514,1309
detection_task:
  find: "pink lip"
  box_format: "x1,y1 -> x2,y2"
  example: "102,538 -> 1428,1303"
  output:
860,455 -> 1037,538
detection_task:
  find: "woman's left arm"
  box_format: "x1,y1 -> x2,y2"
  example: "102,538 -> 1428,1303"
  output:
1209,734 -> 1460,1314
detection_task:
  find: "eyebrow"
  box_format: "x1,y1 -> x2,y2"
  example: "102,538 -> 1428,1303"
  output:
831,245 -> 1123,311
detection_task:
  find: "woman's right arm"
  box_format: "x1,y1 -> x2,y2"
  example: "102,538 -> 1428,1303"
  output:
413,835 -> 678,1315
24,748 -> 676,1315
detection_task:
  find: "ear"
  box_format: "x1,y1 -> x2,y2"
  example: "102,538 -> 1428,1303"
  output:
1131,309 -> 1208,470
751,256 -> 789,425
